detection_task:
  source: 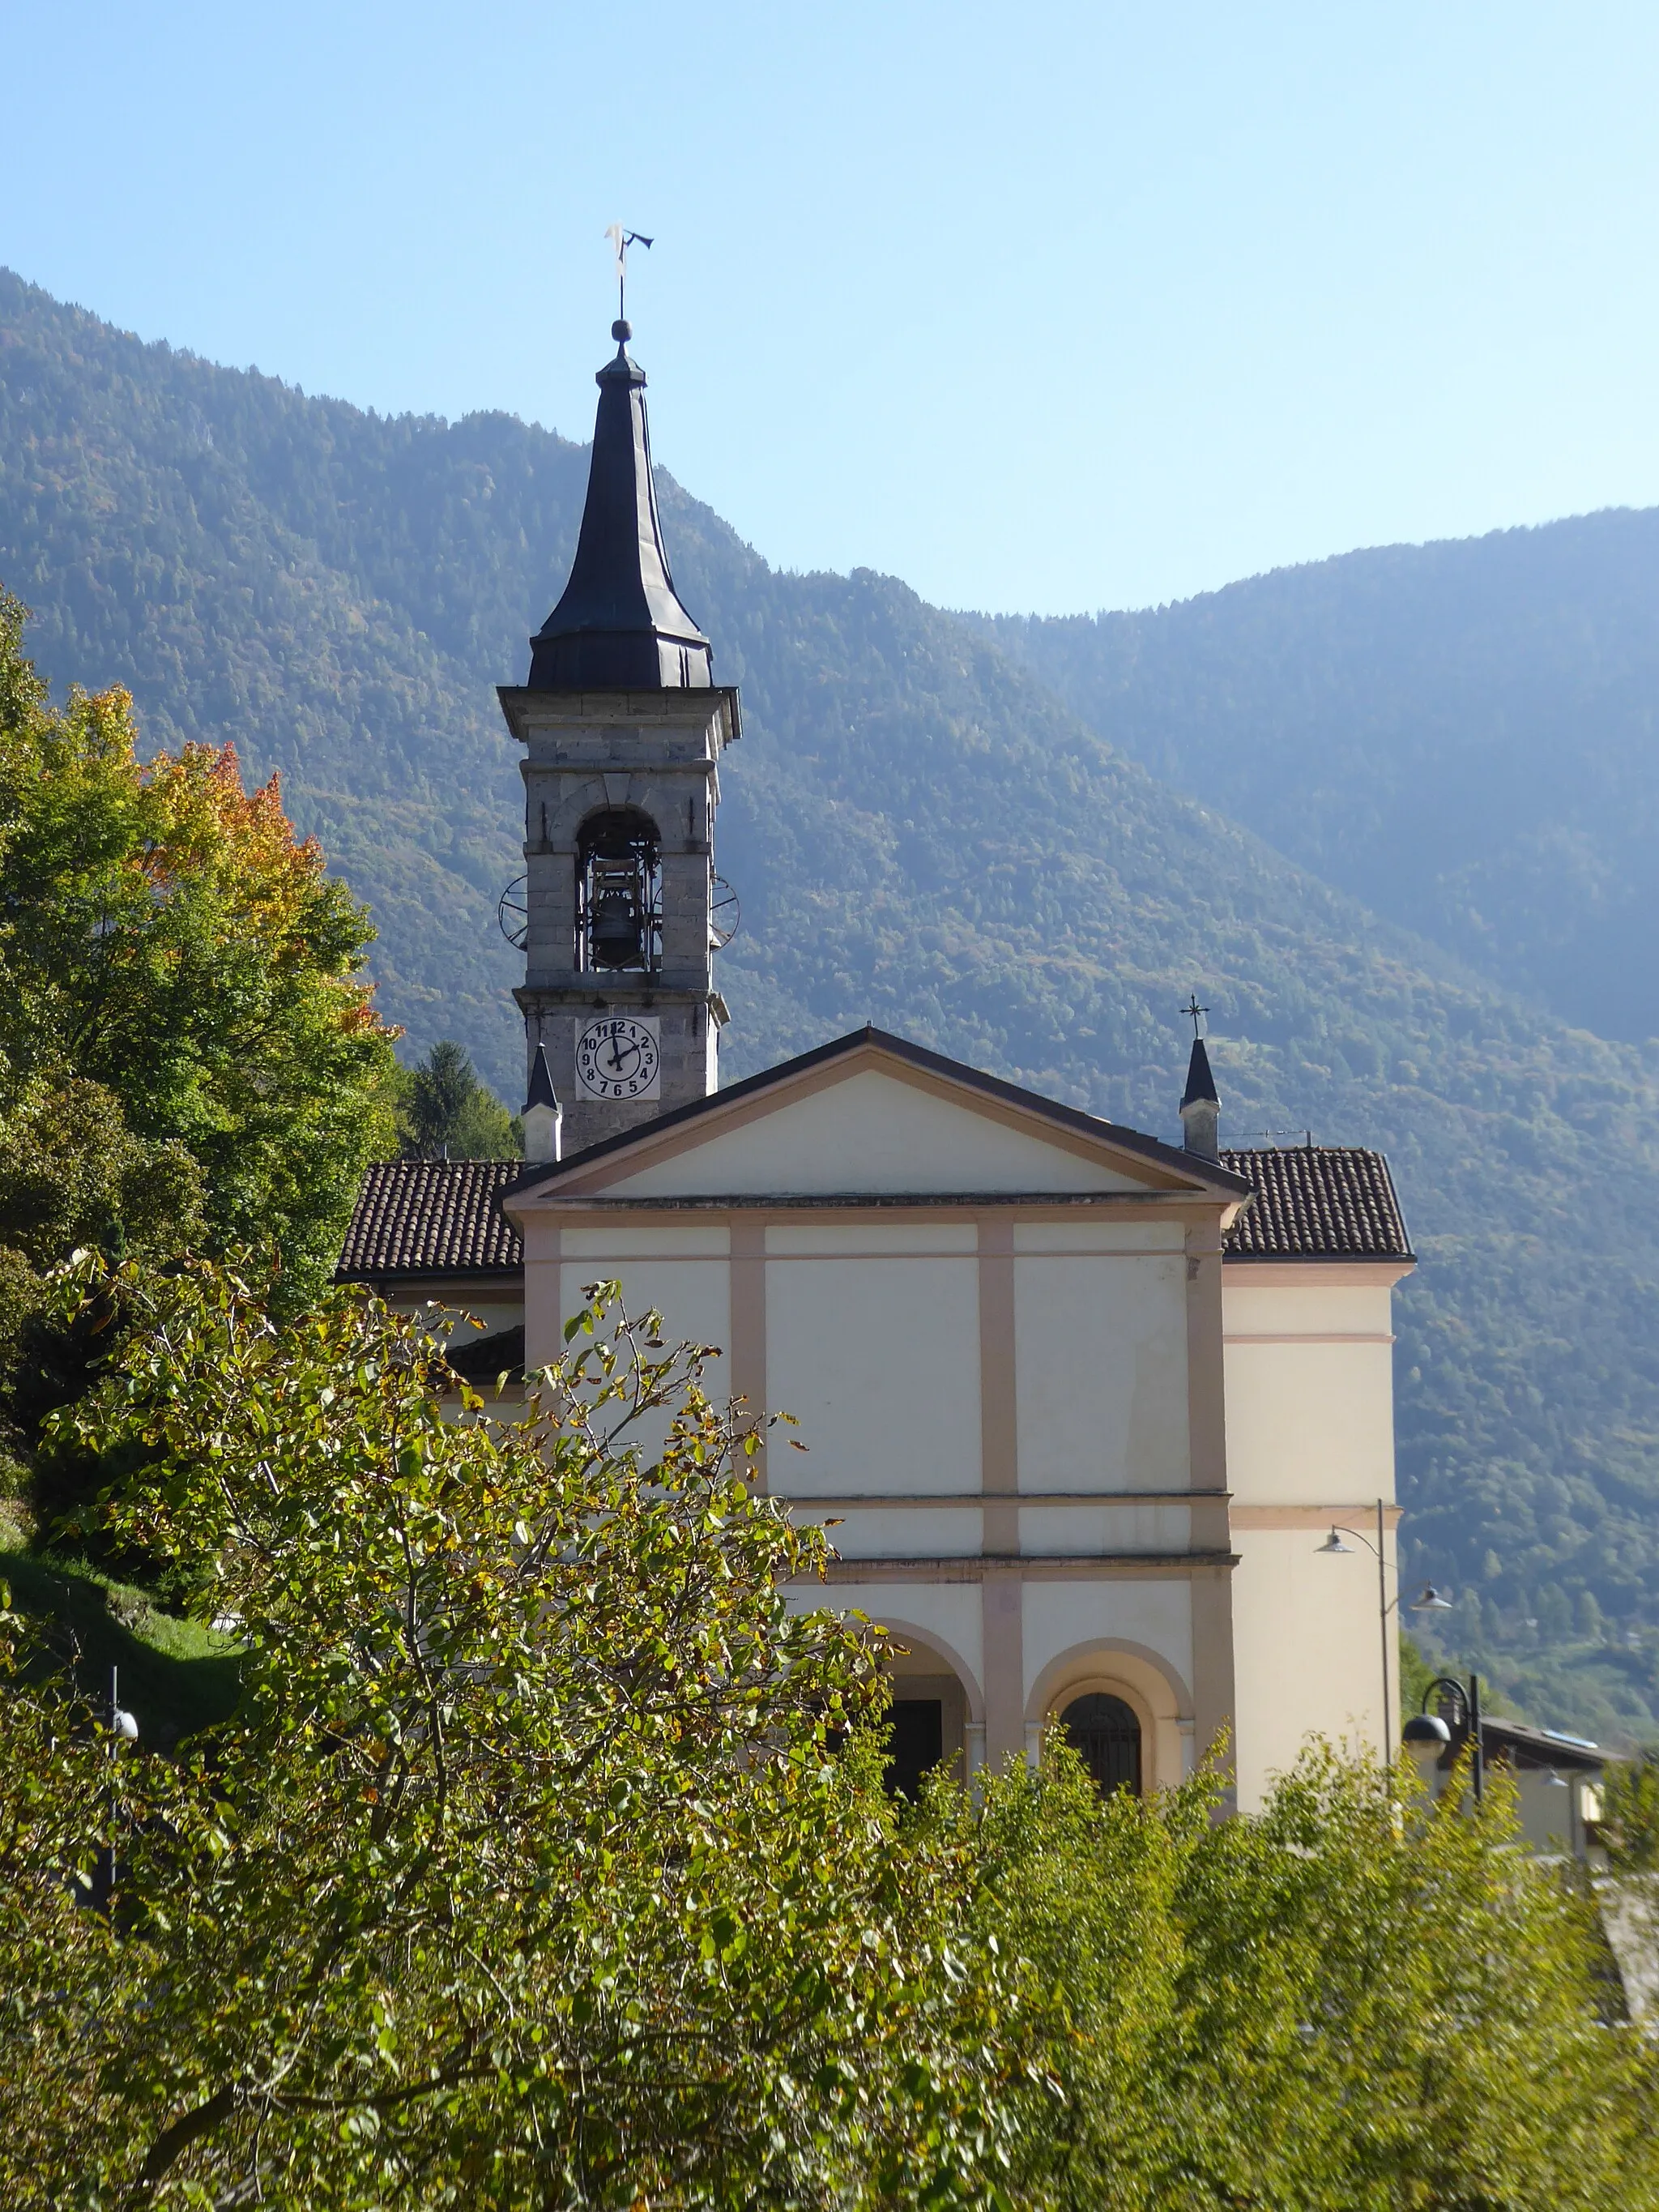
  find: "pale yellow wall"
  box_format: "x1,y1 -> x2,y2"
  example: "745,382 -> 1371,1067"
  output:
1222,1276 -> 1397,1508
1021,1579 -> 1197,1791
1411,1758 -> 1601,1858
382,1296 -> 524,1340
1224,1279 -> 1396,1337
1019,1501 -> 1193,1554
603,1068 -> 1156,1196
791,1506 -> 983,1558
767,1221 -> 978,1257
787,1582 -> 987,1711
553,1252 -> 731,1471
1014,1251 -> 1191,1493
1021,1581 -> 1195,1719
1508,1768 -> 1591,1857
766,1253 -> 981,1495
562,1225 -> 731,1258
1230,1525 -> 1393,1808
1014,1221 -> 1186,1253
1222,1267 -> 1402,1808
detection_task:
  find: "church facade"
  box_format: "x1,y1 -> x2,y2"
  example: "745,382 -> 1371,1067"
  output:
339,313 -> 1416,1812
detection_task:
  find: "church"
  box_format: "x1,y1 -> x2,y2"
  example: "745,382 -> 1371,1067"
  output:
339,311 -> 1416,1813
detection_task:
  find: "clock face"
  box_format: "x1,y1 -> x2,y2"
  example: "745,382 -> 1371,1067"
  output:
574,1014 -> 661,1101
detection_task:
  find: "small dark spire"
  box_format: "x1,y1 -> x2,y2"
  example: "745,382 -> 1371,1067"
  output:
1179,1036 -> 1221,1161
1181,1036 -> 1219,1110
521,1043 -> 564,1165
523,1042 -> 561,1114
527,327 -> 713,691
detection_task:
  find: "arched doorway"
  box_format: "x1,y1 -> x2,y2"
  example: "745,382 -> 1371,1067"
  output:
884,1698 -> 945,1800
875,1621 -> 981,1798
1060,1692 -> 1142,1798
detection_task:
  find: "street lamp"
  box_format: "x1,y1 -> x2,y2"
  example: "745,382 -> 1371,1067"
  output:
1316,1501 -> 1457,1774
95,1663 -> 139,1913
1408,1673 -> 1486,1803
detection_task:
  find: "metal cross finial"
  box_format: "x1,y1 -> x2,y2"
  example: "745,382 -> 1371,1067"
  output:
604,224 -> 654,327
1182,993 -> 1209,1040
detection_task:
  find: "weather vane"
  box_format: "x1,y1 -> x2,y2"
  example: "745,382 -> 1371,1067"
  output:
604,224 -> 654,327
1182,993 -> 1209,1040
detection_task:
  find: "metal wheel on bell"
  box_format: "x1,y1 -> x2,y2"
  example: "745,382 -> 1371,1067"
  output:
497,876 -> 529,951
710,875 -> 740,948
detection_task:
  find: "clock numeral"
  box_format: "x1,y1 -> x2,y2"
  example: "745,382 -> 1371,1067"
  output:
574,1016 -> 658,1099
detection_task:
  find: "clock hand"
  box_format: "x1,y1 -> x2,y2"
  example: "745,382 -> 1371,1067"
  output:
607,1038 -> 625,1071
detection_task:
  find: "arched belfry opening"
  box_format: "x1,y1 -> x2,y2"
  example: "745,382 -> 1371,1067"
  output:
577,809 -> 662,975
1060,1693 -> 1143,1798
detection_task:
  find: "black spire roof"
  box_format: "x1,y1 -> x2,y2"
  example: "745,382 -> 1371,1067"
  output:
1181,1036 -> 1220,1110
522,1042 -> 560,1114
527,322 -> 713,691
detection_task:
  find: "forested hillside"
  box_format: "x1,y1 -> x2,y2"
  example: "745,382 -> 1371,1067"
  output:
979,519 -> 1659,1045
3,266 -> 1659,1737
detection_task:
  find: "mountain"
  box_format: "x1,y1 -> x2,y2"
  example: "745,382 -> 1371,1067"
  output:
975,519 -> 1659,1047
3,267 -> 1659,1740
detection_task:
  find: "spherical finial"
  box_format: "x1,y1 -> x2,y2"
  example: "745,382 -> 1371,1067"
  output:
612,318 -> 632,344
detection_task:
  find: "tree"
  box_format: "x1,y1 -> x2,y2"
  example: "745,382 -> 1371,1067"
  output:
6,1257 -> 1658,2207
18,1263 -> 1004,2207
396,1037 -> 520,1159
956,1745 -> 1659,2210
0,588 -> 399,1305
1603,1750 -> 1659,1872
0,1076 -> 203,1512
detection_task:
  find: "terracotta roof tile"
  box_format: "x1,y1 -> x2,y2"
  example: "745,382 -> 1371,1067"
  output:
336,1159 -> 524,1279
337,1144 -> 1413,1279
1220,1147 -> 1412,1261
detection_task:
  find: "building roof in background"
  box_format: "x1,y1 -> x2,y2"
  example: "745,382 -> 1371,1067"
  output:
1218,1147 -> 1413,1262
337,1159 -> 522,1279
1481,1715 -> 1604,1772
339,1142 -> 1412,1280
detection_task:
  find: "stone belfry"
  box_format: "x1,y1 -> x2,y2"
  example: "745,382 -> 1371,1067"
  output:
497,313 -> 740,1158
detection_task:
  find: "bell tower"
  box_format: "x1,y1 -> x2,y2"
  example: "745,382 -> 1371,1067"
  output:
498,316 -> 740,1159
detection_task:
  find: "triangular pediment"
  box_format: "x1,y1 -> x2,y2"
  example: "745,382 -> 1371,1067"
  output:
511,1029 -> 1247,1206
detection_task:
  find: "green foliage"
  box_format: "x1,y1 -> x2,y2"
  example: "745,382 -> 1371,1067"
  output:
965,1747 -> 1659,2209
0,1074 -> 203,1377
5,268 -> 1659,1732
0,586 -> 399,1311
0,1538 -> 241,1749
1603,1750 -> 1659,1873
21,1262 -> 1003,2205
1398,1631 -> 1438,1717
2,1258 -> 1655,2205
395,1036 -> 520,1158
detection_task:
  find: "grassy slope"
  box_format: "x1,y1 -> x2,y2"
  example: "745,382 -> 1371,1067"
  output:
3,269 -> 1659,1737
1,1532 -> 240,1751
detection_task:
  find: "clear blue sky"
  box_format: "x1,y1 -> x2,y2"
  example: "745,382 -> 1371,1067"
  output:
6,2 -> 1659,613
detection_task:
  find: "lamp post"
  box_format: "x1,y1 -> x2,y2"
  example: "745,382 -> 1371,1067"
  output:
1405,1673 -> 1486,1804
96,1663 -> 139,1913
1317,1499 -> 1455,1773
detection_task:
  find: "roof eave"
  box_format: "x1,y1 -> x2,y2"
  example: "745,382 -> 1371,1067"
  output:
497,684 -> 741,746
505,1025 -> 1255,1206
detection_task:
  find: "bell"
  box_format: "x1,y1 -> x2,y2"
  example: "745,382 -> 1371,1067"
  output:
591,887 -> 642,967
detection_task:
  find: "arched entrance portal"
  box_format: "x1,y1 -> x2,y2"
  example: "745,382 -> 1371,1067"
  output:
885,1699 -> 945,1800
1060,1693 -> 1143,1798
875,1620 -> 983,1799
